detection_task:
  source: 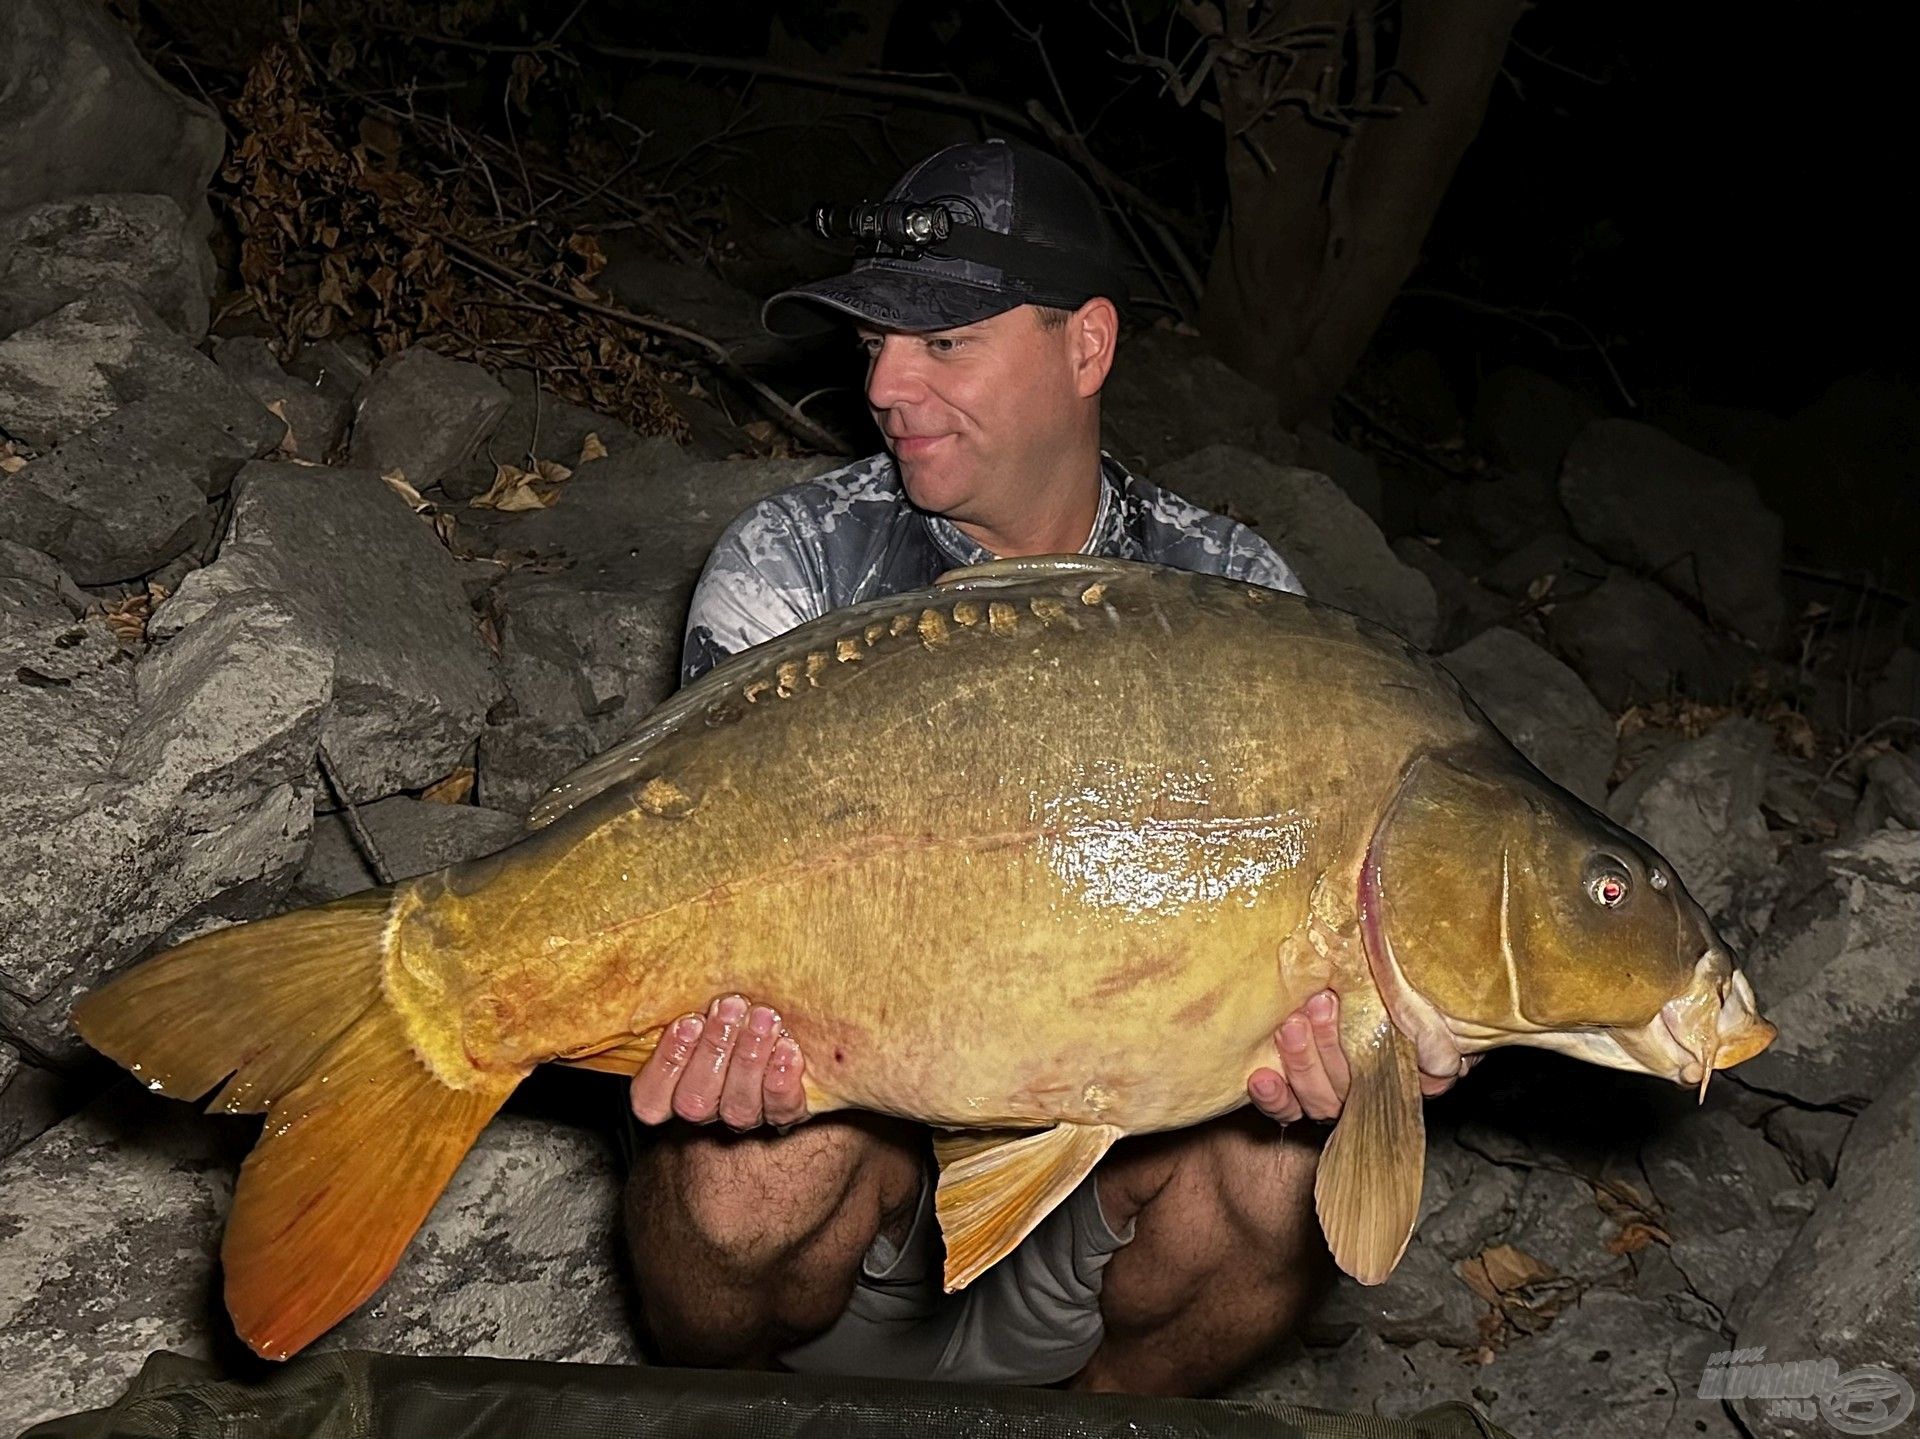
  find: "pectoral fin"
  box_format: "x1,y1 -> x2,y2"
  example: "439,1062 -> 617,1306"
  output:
553,1030 -> 663,1075
1314,989 -> 1426,1285
933,1122 -> 1122,1292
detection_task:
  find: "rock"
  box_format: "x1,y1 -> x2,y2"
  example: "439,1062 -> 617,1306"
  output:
1734,1053 -> 1920,1439
1,394 -> 279,584
0,538 -> 87,614
600,250 -> 794,368
0,194 -> 214,340
1469,367 -> 1602,482
1641,1100 -> 1810,1323
1497,1167 -> 1628,1290
1862,750 -> 1920,830
477,717 -> 598,818
289,797 -> 523,904
476,452 -> 829,760
1307,1241 -> 1487,1350
1761,1105 -> 1853,1188
153,462 -> 502,803
1416,470 -> 1575,572
1751,377 -> 1920,641
213,337 -> 352,462
1239,1292 -> 1738,1438
0,287 -> 264,452
1380,349 -> 1464,444
0,1089 -> 637,1438
1390,538 -> 1506,652
347,347 -> 512,488
1442,627 -> 1616,804
0,1046 -> 75,1161
1543,570 -> 1745,709
1100,328 -> 1301,477
286,335 -> 376,403
1605,717 -> 1775,919
1154,446 -> 1438,647
0,0 -> 225,245
445,367 -> 648,501
1736,828 -> 1920,1108
1478,532 -> 1608,601
0,593 -> 332,1058
1560,420 -> 1785,644
1866,647 -> 1919,725
1296,424 -> 1384,522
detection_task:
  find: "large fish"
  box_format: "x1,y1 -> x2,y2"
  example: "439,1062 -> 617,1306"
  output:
73,557 -> 1775,1360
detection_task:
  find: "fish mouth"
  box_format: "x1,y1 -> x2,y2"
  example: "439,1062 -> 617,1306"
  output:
1612,950 -> 1777,1099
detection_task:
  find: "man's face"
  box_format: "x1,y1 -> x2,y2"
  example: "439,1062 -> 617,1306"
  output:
855,305 -> 1094,524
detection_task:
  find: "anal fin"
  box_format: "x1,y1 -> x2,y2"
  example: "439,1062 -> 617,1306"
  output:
933,1122 -> 1122,1292
1313,986 -> 1426,1285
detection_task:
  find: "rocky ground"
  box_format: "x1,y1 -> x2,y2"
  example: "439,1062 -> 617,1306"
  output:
2,4 -> 1917,1437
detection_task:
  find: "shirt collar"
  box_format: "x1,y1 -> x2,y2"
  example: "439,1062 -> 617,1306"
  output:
919,453 -> 1130,569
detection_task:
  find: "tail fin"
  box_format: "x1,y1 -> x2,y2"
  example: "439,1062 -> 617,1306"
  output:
71,890 -> 517,1359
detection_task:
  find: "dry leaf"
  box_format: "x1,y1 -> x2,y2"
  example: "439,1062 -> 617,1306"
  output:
265,398 -> 297,456
577,431 -> 608,464
380,468 -> 431,512
469,463 -> 552,511
421,767 -> 475,805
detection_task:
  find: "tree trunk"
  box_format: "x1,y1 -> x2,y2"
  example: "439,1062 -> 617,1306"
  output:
1198,0 -> 1525,426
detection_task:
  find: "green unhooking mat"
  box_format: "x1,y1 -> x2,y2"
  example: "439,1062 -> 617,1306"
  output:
21,1351 -> 1516,1439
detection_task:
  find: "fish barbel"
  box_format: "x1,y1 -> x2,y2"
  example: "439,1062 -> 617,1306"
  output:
72,557 -> 1775,1359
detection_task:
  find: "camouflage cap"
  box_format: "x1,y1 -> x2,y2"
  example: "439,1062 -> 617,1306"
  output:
764,139 -> 1127,336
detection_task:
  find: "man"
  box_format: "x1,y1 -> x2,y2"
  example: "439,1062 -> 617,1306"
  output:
623,139 -> 1470,1396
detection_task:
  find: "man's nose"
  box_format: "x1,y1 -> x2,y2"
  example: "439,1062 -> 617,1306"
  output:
865,336 -> 924,410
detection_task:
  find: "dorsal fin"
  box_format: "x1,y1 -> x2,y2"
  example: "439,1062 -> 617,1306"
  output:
935,554 -> 1145,590
529,557 -> 1160,829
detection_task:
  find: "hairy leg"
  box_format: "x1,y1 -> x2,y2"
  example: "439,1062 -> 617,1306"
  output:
1072,1111 -> 1333,1396
625,1113 -> 924,1367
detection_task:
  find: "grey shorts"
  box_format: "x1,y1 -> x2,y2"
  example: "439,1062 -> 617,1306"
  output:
777,1163 -> 1136,1387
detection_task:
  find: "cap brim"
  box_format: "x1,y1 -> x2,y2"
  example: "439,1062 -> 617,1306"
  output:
762,268 -> 1025,338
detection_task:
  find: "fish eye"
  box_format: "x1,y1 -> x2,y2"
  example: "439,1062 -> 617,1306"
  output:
1648,867 -> 1669,892
1585,855 -> 1632,908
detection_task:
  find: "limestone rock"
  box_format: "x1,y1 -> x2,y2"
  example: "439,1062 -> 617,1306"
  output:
153,462 -> 502,803
1543,569 -> 1744,708
1469,367 -> 1601,482
347,347 -> 511,488
0,538 -> 87,614
1735,1053 -> 1920,1439
475,453 -> 828,794
1561,419 -> 1784,644
0,394 -> 279,584
1100,329 -> 1301,476
1442,627 -> 1616,804
444,367 -> 652,501
1605,717 -> 1775,919
0,593 -> 333,1058
1155,445 -> 1438,647
213,337 -> 352,462
289,797 -> 523,904
0,194 -> 214,340
0,287 -> 261,451
0,1090 -> 636,1438
0,0 -> 225,243
1390,538 -> 1506,652
1737,828 -> 1920,1108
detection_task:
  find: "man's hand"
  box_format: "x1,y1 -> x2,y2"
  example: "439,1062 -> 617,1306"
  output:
630,993 -> 809,1131
1247,989 -> 1476,1124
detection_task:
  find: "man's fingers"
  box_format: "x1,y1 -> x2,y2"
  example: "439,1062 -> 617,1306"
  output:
674,994 -> 747,1123
764,1034 -> 810,1128
1419,1050 -> 1483,1097
717,1004 -> 780,1129
1248,1066 -> 1304,1124
1277,1008 -> 1343,1122
1305,990 -> 1350,1102
630,1014 -> 704,1125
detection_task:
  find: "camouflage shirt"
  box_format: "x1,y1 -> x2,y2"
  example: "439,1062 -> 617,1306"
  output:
680,451 -> 1304,684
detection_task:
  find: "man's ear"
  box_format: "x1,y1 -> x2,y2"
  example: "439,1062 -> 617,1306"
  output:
1069,297 -> 1119,398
